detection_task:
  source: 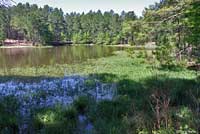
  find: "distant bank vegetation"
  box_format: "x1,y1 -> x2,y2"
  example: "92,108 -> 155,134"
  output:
0,3 -> 142,46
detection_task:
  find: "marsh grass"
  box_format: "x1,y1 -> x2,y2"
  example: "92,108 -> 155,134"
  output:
0,51 -> 199,133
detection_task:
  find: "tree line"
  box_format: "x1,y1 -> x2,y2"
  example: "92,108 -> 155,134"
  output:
0,3 -> 143,45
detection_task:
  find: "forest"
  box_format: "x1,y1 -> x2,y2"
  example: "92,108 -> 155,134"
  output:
0,0 -> 199,48
0,3 -> 138,45
0,0 -> 200,134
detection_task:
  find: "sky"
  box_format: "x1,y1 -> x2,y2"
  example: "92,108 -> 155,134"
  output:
13,0 -> 160,16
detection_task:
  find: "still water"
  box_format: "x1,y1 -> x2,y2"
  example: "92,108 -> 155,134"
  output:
0,46 -> 124,69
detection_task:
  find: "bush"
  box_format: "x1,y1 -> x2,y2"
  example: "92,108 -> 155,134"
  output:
156,43 -> 176,67
74,96 -> 90,114
33,106 -> 78,133
0,96 -> 19,133
96,96 -> 131,120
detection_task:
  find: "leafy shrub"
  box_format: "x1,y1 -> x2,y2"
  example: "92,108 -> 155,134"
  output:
176,125 -> 196,134
156,43 -> 176,67
33,106 -> 78,133
86,96 -> 131,133
0,96 -> 19,133
152,128 -> 175,134
96,96 -> 131,120
84,79 -> 96,87
155,33 -> 177,67
74,96 -> 90,114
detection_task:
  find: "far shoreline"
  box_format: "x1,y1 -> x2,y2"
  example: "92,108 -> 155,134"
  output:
0,45 -> 54,49
0,44 -> 156,49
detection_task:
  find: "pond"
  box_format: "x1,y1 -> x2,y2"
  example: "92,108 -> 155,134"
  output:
0,45 -> 125,69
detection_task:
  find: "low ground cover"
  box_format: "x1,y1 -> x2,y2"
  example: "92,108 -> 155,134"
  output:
0,51 -> 199,133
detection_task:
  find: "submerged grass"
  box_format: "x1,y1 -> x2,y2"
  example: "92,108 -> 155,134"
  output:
0,51 -> 197,81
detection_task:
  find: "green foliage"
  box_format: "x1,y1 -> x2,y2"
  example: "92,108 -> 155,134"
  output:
1,0 -> 199,59
175,107 -> 197,134
143,0 -> 200,66
155,34 -> 176,67
0,7 -> 6,44
0,96 -> 19,133
0,28 -> 5,45
96,32 -> 105,45
94,119 -> 125,134
156,44 -> 175,66
72,32 -> 82,44
96,96 -> 131,120
84,79 -> 96,87
0,0 -> 200,132
184,1 -> 200,47
48,8 -> 65,42
152,128 -> 175,134
82,32 -> 91,44
74,96 -> 90,113
90,96 -> 131,134
0,51 -> 199,133
176,125 -> 196,134
1,4 -> 139,45
33,106 -> 78,133
122,20 -> 148,45
104,32 -> 111,45
95,32 -> 114,45
111,34 -> 121,45
175,107 -> 196,131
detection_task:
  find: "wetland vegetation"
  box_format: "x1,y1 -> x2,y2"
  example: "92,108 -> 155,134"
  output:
0,0 -> 200,133
0,50 -> 199,133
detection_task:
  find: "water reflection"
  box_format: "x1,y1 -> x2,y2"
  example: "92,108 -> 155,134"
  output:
0,46 -> 123,69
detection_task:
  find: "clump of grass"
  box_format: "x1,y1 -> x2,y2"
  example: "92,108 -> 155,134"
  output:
0,96 -> 19,133
33,106 -> 78,134
87,95 -> 131,133
74,96 -> 90,114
